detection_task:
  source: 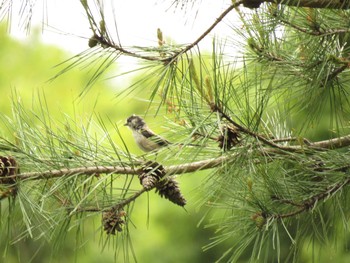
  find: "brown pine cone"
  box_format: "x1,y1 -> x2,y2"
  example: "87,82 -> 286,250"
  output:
0,156 -> 18,185
155,177 -> 186,207
138,161 -> 166,190
102,208 -> 126,235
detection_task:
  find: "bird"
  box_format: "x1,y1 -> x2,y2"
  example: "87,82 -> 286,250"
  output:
124,114 -> 171,152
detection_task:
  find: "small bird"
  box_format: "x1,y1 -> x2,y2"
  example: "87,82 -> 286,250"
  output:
124,115 -> 170,152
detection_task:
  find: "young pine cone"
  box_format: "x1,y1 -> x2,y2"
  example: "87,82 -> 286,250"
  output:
217,125 -> 240,151
138,161 -> 166,190
102,208 -> 126,235
155,177 -> 186,207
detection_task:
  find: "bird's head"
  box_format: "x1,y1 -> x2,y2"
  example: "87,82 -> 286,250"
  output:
124,114 -> 146,130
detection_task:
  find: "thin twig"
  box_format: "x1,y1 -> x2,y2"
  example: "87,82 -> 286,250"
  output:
88,2 -> 243,63
172,2 -> 243,58
112,188 -> 148,210
273,177 -> 350,219
272,137 -> 312,145
274,13 -> 350,37
271,196 -> 304,207
322,64 -> 348,84
68,188 -> 148,214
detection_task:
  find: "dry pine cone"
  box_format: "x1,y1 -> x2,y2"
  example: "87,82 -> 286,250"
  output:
139,161 -> 187,207
102,208 -> 126,235
138,161 -> 166,190
155,177 -> 187,207
0,156 -> 18,185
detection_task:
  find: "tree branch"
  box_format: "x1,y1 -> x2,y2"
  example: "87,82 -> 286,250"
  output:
13,155 -> 232,181
171,2 -> 243,60
87,1 -> 243,64
6,133 -> 350,182
311,134 -> 350,149
243,0 -> 350,9
211,103 -> 301,152
272,12 -> 350,37
18,165 -> 138,180
80,0 -> 350,92
68,187 -> 148,214
273,176 -> 350,219
323,64 -> 348,84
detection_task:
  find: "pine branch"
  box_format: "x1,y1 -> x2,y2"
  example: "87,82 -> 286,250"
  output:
113,188 -> 147,209
17,165 -> 138,180
84,1 -> 244,64
66,161 -> 185,215
311,134 -> 350,149
322,64 -> 348,84
271,137 -> 312,145
69,188 -> 147,214
210,103 -> 309,152
174,2 -> 243,59
243,0 -> 350,9
272,12 -> 350,37
5,133 -> 350,183
272,176 -> 350,219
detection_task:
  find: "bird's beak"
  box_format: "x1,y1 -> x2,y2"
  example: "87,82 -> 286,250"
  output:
124,123 -> 128,126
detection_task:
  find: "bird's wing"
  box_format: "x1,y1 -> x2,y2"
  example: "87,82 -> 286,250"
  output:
140,128 -> 170,146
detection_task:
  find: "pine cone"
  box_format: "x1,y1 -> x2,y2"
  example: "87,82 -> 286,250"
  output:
243,0 -> 261,9
155,177 -> 186,207
251,211 -> 267,229
88,34 -> 99,48
102,208 -> 126,235
138,161 -> 165,190
0,156 -> 18,185
217,125 -> 240,151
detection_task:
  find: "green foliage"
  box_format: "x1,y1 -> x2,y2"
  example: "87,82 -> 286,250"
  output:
2,1 -> 350,263
236,5 -> 350,135
0,24 -> 218,263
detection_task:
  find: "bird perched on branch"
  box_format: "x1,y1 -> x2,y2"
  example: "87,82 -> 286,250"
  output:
124,115 -> 171,152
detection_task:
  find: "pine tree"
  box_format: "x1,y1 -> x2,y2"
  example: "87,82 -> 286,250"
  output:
1,0 -> 350,262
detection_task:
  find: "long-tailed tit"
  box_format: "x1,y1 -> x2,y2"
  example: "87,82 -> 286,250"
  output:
124,115 -> 171,152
